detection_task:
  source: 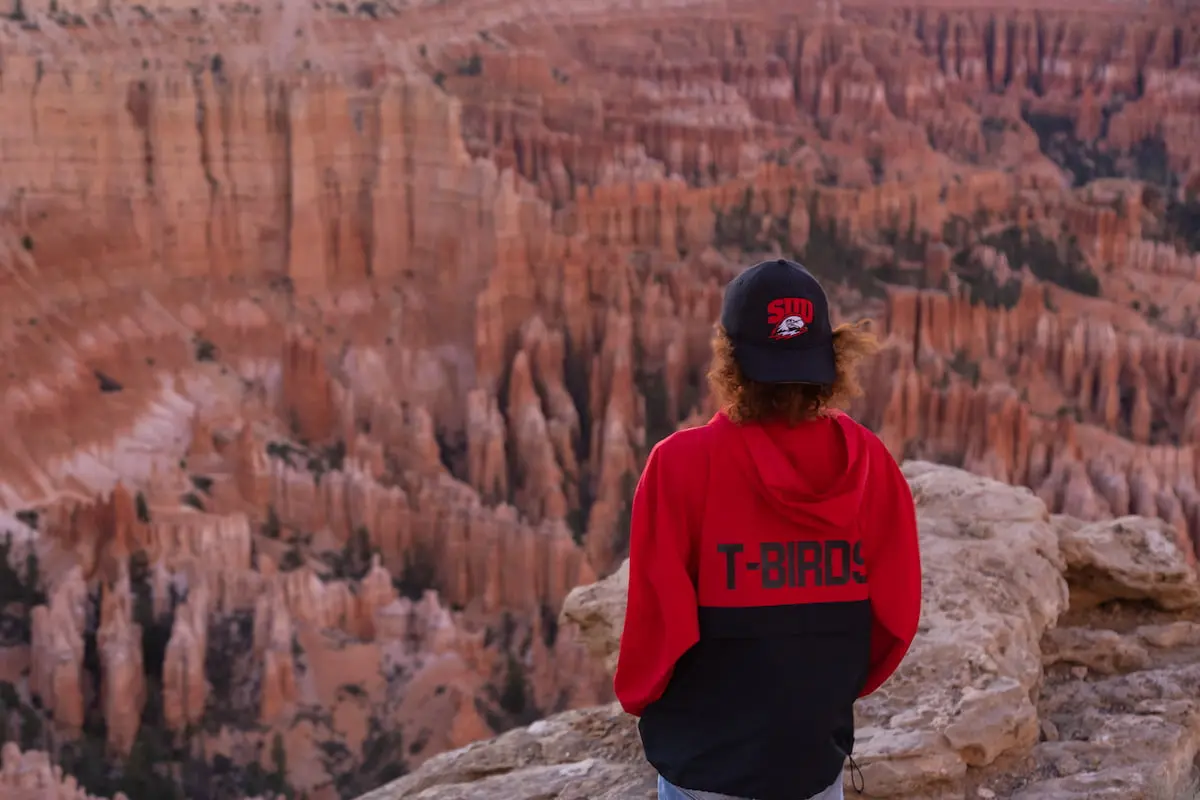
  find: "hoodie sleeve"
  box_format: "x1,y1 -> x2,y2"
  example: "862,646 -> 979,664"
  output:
613,439 -> 701,717
858,446 -> 922,697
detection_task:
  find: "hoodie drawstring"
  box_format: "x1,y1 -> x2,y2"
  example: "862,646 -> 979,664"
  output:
846,754 -> 865,794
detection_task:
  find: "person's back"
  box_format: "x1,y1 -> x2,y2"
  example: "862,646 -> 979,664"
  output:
613,259 -> 922,800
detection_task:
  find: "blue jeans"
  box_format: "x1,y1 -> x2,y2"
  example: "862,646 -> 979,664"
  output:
657,774 -> 844,800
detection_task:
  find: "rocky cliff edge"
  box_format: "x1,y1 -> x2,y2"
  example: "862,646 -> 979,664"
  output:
355,461 -> 1200,800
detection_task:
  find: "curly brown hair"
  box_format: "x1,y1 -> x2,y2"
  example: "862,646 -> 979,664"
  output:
707,320 -> 880,425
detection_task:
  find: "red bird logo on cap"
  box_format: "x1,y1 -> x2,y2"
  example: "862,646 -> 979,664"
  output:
767,297 -> 813,340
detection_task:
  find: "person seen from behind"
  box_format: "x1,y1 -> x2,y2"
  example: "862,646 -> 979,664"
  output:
613,258 -> 923,800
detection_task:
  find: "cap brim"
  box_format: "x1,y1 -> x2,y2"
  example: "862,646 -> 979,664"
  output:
734,342 -> 836,385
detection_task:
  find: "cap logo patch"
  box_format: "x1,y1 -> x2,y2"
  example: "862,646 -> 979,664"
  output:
767,297 -> 813,340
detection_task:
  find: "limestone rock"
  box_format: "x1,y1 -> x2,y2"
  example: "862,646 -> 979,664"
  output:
1056,515 -> 1200,611
850,462 -> 1069,797
1041,627 -> 1153,676
96,570 -> 147,757
1020,660 -> 1200,800
28,569 -> 88,735
354,704 -> 654,800
559,559 -> 628,676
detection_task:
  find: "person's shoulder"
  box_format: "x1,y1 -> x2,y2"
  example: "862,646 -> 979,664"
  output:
645,422 -> 717,497
649,418 -> 719,464
830,412 -> 896,463
651,421 -> 713,456
829,410 -> 881,443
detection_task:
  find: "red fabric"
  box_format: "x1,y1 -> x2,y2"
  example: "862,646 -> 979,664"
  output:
613,412 -> 922,716
856,446 -> 922,697
612,431 -> 704,717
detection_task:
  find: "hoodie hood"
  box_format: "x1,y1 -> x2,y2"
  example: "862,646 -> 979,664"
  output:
714,411 -> 871,532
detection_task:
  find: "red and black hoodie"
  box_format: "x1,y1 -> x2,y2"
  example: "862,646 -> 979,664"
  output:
613,411 -> 921,800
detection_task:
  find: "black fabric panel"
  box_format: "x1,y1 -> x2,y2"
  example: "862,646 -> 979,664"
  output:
698,599 -> 871,638
639,600 -> 871,800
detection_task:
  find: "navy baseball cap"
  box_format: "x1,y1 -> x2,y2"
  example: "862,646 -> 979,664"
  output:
719,258 -> 835,385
